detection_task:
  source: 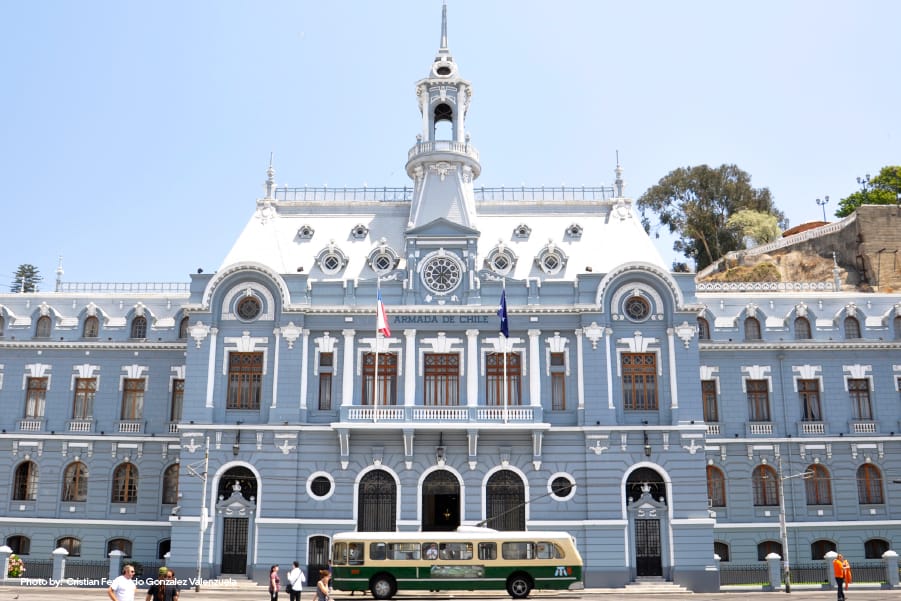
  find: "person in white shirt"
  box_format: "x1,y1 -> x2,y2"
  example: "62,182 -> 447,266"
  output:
108,564 -> 137,601
286,561 -> 306,601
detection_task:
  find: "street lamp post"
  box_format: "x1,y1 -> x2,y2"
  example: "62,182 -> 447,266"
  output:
777,456 -> 814,593
816,196 -> 830,221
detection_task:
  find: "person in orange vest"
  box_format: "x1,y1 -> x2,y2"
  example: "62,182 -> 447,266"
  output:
833,554 -> 847,601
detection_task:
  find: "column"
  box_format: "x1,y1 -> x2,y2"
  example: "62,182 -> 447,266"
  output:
528,329 -> 541,407
404,329 -> 416,406
575,328 -> 585,411
466,329 -> 479,407
604,328 -> 614,409
205,327 -> 218,408
666,328 -> 679,409
341,330 -> 355,407
299,329 -> 310,409
271,328 -> 281,408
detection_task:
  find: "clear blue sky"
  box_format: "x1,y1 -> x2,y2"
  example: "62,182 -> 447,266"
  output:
2,1 -> 899,286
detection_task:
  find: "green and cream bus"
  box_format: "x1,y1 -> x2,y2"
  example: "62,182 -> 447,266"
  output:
330,527 -> 583,599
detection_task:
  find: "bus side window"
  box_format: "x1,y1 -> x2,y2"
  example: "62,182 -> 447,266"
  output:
333,542 -> 347,565
459,543 -> 473,560
478,542 -> 496,560
438,543 -> 450,560
370,542 -> 387,561
536,542 -> 554,559
348,543 -> 364,565
502,542 -> 533,560
552,543 -> 565,559
424,543 -> 439,560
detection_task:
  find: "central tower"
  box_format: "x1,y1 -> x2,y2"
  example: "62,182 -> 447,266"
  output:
405,3 -> 481,231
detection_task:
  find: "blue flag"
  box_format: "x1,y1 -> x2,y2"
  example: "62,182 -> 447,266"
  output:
497,289 -> 509,337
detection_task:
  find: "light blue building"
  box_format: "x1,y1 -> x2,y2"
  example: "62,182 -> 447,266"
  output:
1,7 -> 898,593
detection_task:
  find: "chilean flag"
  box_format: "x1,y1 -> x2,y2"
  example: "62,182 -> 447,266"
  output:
376,290 -> 391,337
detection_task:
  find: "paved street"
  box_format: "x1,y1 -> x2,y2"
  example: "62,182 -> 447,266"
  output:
1,584 -> 898,601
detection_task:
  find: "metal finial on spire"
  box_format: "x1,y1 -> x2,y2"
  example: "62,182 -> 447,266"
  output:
55,255 -> 64,292
440,1 -> 448,50
614,151 -> 625,197
265,152 -> 275,199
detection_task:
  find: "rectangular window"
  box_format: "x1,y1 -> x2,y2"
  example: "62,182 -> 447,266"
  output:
227,352 -> 263,410
799,379 -> 821,421
622,352 -> 657,410
747,379 -> 770,421
486,352 -> 521,406
424,354 -> 460,406
849,378 -> 872,420
701,380 -> 718,422
170,379 -> 184,421
318,352 -> 334,410
73,377 -> 96,419
550,352 -> 566,411
362,352 -> 398,405
24,377 -> 48,418
121,378 -> 145,419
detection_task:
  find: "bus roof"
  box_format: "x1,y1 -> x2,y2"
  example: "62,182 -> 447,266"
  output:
332,529 -> 576,543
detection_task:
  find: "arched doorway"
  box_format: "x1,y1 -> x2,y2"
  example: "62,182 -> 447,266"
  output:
217,466 -> 258,575
626,467 -> 667,578
422,470 -> 460,531
486,470 -> 525,530
307,535 -> 330,583
358,470 -> 396,531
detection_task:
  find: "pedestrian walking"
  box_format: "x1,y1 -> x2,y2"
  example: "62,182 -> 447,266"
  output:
108,564 -> 137,601
833,553 -> 847,601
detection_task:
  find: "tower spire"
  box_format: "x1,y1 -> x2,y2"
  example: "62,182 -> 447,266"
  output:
614,151 -> 625,197
440,1 -> 448,52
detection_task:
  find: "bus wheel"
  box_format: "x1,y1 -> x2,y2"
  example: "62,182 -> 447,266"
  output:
506,573 -> 533,599
369,573 -> 396,600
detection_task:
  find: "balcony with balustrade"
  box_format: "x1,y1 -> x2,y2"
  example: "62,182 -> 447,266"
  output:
340,405 -> 542,425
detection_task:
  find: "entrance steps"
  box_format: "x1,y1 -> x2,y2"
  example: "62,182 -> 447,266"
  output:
200,575 -> 266,590
621,577 -> 692,593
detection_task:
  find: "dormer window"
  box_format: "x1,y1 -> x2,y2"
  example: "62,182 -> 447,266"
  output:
351,224 -> 369,240
485,244 -> 517,276
566,224 -> 583,239
513,224 -> 531,239
297,225 -> 315,240
367,242 -> 399,276
316,242 -> 348,275
536,242 -> 567,275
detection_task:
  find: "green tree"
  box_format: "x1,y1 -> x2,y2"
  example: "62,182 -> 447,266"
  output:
726,209 -> 782,247
637,164 -> 785,270
10,264 -> 42,293
835,166 -> 901,217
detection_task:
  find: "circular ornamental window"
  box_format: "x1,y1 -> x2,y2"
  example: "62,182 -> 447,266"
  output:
625,296 -> 651,321
422,255 -> 462,295
236,297 -> 262,321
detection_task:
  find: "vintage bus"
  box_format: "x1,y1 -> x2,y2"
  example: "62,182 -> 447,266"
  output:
330,527 -> 583,599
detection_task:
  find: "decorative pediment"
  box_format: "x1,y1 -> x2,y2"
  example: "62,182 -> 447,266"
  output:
406,217 -> 480,238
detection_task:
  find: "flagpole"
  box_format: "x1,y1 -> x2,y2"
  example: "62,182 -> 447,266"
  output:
502,279 -> 508,424
374,277 -> 381,423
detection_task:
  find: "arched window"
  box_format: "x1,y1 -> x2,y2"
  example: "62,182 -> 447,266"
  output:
714,541 -> 730,562
757,540 -> 782,561
56,536 -> 81,557
158,539 -> 171,560
13,461 -> 38,501
112,463 -> 138,503
83,316 -> 100,338
218,466 -> 258,501
810,539 -> 836,560
107,538 -> 132,558
486,470 -> 525,531
697,317 -> 710,340
744,316 -> 761,341
865,538 -> 890,559
130,315 -> 147,339
35,315 -> 51,338
794,316 -> 811,340
162,464 -> 179,505
706,466 -> 726,507
6,535 -> 30,555
61,461 -> 88,502
844,315 -> 861,339
857,464 -> 884,505
894,315 -> 901,339
805,464 -> 832,506
0,315 -> 4,336
752,465 -> 779,506
357,470 -> 397,532
626,467 -> 667,504
178,316 -> 190,339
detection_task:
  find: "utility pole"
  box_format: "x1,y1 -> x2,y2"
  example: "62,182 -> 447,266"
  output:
186,437 -> 210,592
777,454 -> 813,594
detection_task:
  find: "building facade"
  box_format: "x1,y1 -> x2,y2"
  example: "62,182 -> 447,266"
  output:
1,8 -> 899,593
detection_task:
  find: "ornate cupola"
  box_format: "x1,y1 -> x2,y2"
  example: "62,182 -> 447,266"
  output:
405,3 -> 481,231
